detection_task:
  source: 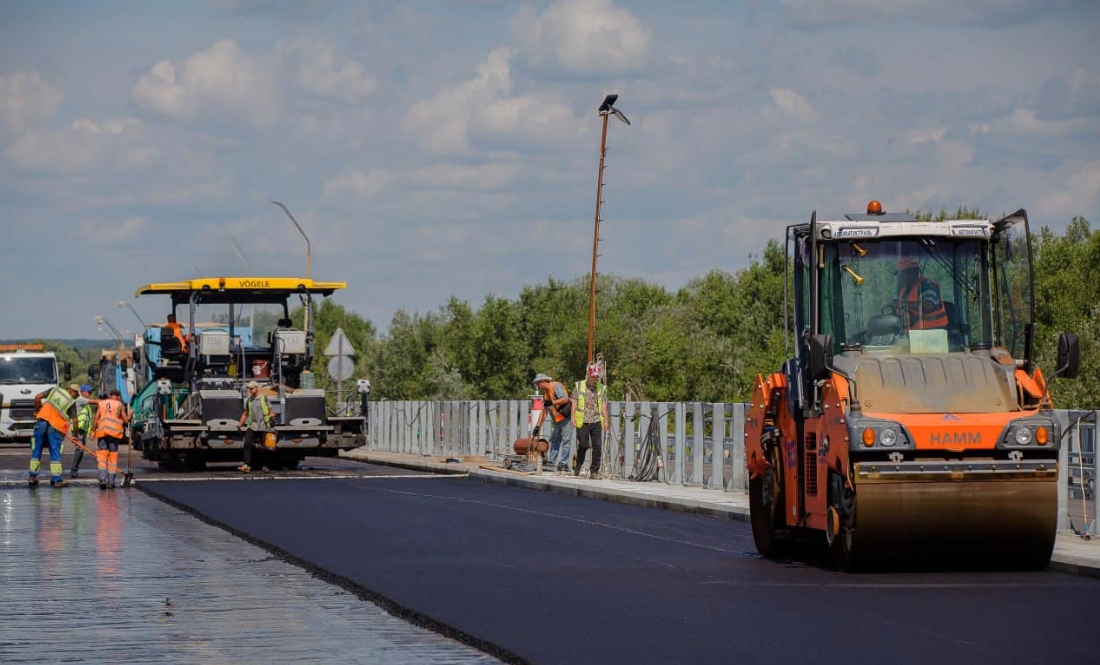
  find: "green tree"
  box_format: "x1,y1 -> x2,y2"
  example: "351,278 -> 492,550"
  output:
1033,216 -> 1100,408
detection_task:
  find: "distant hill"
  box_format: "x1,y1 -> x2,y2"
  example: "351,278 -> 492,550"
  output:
1,339 -> 110,350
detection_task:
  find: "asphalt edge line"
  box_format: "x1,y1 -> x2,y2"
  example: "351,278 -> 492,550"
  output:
136,483 -> 531,665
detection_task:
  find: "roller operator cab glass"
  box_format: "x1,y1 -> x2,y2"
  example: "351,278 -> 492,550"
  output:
819,238 -> 993,355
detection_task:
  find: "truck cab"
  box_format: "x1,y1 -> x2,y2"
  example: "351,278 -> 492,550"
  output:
0,344 -> 64,442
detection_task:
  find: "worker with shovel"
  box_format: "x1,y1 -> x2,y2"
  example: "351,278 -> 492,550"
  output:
533,374 -> 572,474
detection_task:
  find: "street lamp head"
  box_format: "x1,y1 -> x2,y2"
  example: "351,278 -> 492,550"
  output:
598,94 -> 619,114
597,93 -> 630,126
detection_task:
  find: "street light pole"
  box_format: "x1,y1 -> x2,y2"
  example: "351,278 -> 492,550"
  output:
587,93 -> 630,365
94,315 -> 126,349
229,236 -> 255,332
118,301 -> 147,328
272,201 -> 310,280
272,201 -> 312,332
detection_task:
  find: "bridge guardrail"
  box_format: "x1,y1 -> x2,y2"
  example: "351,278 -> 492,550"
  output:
366,402 -> 1098,527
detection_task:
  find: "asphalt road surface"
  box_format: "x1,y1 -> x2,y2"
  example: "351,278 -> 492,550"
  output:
141,473 -> 1100,665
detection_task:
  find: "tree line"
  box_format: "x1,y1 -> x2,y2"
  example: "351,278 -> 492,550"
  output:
14,211 -> 1094,410
299,211 -> 1097,410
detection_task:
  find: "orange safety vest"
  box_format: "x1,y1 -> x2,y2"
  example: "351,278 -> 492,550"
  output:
541,381 -> 570,423
167,322 -> 188,352
35,387 -> 74,434
94,399 -> 127,440
898,278 -> 948,330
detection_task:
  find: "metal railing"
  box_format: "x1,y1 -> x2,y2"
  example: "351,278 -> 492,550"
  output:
367,400 -> 750,491
365,402 -> 1099,529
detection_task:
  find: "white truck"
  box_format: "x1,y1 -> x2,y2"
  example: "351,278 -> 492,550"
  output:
0,344 -> 67,443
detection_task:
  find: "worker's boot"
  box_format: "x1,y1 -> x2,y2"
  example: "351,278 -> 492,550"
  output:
50,479 -> 69,488
108,474 -> 117,489
28,475 -> 38,488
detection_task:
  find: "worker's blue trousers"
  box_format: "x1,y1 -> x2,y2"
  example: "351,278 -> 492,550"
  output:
30,420 -> 65,483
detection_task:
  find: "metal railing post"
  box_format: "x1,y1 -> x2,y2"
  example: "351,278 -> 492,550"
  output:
709,402 -> 725,489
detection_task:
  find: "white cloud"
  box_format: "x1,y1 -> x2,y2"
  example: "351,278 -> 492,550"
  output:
322,167 -> 392,200
1037,161 -> 1100,220
409,162 -> 518,190
0,71 -> 63,131
769,88 -> 817,121
906,127 -> 947,144
279,39 -> 377,101
402,48 -> 577,154
781,0 -> 1060,28
511,0 -> 651,75
3,118 -> 140,173
78,216 -> 151,244
131,39 -> 278,128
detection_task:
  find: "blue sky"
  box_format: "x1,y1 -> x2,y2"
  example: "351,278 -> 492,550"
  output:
1,0 -> 1097,340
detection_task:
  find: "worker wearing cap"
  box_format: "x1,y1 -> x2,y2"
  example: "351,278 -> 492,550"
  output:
896,257 -> 948,330
571,362 -> 610,479
92,389 -> 130,490
533,373 -> 573,474
69,384 -> 98,478
237,380 -> 273,474
30,383 -> 81,488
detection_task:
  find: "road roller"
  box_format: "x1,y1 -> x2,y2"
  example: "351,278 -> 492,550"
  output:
745,202 -> 1081,570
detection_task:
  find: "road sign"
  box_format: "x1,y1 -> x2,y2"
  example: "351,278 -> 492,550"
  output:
323,328 -> 355,357
327,356 -> 354,381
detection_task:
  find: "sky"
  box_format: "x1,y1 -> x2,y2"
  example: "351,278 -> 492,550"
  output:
1,0 -> 1098,340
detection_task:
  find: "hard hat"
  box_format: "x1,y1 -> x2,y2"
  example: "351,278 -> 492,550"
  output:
68,384 -> 81,393
80,384 -> 93,393
246,380 -> 260,389
533,373 -> 552,384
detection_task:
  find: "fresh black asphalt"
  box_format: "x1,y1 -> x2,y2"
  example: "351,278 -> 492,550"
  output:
142,472 -> 1100,665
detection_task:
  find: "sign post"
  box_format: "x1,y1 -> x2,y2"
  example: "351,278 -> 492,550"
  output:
323,328 -> 356,413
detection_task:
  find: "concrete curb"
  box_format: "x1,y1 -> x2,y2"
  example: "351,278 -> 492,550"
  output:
467,467 -> 751,522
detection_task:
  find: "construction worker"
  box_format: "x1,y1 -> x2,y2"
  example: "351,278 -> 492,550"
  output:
533,373 -> 573,473
69,384 -> 97,478
92,389 -> 130,490
895,257 -> 948,330
237,380 -> 273,474
165,313 -> 189,354
571,362 -> 610,479
30,383 -> 81,488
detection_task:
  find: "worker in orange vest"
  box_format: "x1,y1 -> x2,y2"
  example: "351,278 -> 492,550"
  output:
895,257 -> 949,330
165,313 -> 189,354
92,389 -> 130,490
30,383 -> 81,488
533,373 -> 573,473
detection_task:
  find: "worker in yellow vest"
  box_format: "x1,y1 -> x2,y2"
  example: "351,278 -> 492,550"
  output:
237,380 -> 273,474
92,389 -> 130,490
571,362 -> 610,479
30,383 -> 81,488
69,385 -> 97,478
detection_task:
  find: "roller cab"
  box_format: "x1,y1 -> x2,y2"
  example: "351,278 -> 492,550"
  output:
746,204 -> 1081,570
